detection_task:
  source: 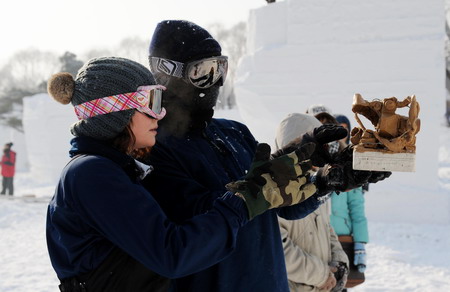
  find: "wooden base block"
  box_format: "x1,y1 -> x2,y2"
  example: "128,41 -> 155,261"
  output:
353,150 -> 415,172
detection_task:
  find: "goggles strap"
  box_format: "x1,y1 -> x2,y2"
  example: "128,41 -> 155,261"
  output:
74,90 -> 154,120
149,57 -> 184,78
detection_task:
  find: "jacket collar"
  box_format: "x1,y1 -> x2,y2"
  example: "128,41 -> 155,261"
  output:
69,136 -> 144,182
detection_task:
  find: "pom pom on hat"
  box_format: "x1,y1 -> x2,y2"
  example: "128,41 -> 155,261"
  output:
47,72 -> 75,105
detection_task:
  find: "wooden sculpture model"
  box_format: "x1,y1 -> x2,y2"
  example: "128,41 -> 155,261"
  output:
350,93 -> 420,172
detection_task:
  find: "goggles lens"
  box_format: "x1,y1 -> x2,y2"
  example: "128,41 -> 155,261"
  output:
136,86 -> 166,120
144,88 -> 162,114
187,57 -> 228,89
149,56 -> 228,89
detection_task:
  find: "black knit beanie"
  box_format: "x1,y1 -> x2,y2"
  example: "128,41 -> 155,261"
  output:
149,20 -> 222,62
47,57 -> 155,140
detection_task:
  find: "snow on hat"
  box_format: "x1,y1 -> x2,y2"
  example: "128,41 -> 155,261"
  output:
275,113 -> 322,150
148,20 -> 222,63
47,57 -> 155,140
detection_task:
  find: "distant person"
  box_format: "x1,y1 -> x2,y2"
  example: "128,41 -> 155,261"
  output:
331,114 -> 369,290
1,142 -> 16,195
335,115 -> 351,145
275,113 -> 349,292
306,104 -> 333,117
45,56 -> 313,291
306,104 -> 343,156
335,114 -> 369,193
313,111 -> 369,290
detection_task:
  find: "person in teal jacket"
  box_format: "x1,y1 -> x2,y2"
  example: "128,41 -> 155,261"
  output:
329,188 -> 368,270
330,114 -> 369,275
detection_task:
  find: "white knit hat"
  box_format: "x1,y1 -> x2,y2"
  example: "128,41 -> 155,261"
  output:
275,113 -> 322,150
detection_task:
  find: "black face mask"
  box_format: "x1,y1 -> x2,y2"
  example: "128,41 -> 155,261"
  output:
155,73 -> 221,137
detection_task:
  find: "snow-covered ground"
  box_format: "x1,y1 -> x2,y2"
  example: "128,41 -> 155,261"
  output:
0,110 -> 449,292
0,194 -> 56,292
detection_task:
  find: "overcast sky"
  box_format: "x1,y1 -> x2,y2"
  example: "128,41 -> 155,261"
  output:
0,0 -> 266,65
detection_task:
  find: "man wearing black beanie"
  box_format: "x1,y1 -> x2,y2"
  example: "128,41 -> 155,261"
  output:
142,20 -> 321,292
147,20 -> 225,137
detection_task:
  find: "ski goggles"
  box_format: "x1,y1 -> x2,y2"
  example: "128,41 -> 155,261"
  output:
149,56 -> 228,89
74,85 -> 166,121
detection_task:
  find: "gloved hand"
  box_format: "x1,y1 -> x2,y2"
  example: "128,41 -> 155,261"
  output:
226,143 -> 317,219
314,145 -> 392,195
272,124 -> 348,167
330,261 -> 348,292
362,182 -> 370,193
331,145 -> 392,184
354,242 -> 367,273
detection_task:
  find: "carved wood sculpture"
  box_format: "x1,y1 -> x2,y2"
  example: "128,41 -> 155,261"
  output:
350,93 -> 420,153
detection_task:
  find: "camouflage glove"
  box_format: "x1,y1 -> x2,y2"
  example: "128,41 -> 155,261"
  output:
226,143 -> 317,219
272,124 -> 348,167
315,145 -> 392,194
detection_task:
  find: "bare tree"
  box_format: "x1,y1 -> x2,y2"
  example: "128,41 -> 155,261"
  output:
0,49 -> 60,131
82,48 -> 114,61
82,37 -> 148,66
115,36 -> 149,65
208,22 -> 247,109
2,49 -> 60,93
0,27 -> 248,131
60,52 -> 84,77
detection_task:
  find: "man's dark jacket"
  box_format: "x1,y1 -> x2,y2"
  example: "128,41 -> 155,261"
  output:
144,118 -> 320,292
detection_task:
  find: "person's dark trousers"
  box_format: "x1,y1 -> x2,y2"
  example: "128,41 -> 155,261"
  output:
59,247 -> 170,292
1,176 -> 14,195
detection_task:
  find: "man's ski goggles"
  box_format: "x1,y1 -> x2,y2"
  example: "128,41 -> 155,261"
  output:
149,56 -> 228,89
74,85 -> 166,121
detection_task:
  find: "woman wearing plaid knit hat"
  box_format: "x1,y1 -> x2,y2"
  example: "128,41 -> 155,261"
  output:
46,56 -> 318,291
